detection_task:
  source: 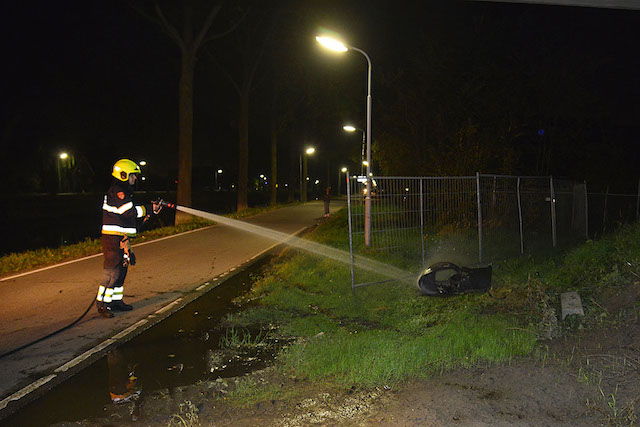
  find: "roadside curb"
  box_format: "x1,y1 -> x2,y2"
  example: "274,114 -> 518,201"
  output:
0,224 -> 309,421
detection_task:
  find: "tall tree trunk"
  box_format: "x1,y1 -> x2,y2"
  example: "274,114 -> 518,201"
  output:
269,123 -> 277,206
237,89 -> 249,211
287,143 -> 295,203
175,17 -> 195,224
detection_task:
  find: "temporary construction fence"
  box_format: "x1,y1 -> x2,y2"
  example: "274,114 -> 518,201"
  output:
346,173 -> 640,291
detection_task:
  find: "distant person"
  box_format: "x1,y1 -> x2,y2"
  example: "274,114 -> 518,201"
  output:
96,159 -> 160,318
323,186 -> 331,218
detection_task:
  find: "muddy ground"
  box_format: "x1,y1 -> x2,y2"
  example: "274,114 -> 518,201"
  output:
58,290 -> 639,427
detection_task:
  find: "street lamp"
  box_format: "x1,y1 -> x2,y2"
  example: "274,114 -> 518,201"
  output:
317,35 -> 373,246
299,146 -> 315,202
339,167 -> 348,195
57,152 -> 69,193
215,168 -> 223,190
343,125 -> 366,176
139,160 -> 147,166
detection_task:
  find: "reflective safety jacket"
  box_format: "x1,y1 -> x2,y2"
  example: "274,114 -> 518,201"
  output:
101,180 -> 150,237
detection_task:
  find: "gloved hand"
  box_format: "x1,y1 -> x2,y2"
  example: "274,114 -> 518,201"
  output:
152,199 -> 163,214
120,237 -> 135,267
120,236 -> 132,252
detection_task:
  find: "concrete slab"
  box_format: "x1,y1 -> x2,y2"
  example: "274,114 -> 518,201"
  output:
561,291 -> 584,320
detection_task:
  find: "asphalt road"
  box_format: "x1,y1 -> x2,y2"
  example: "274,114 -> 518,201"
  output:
0,200 -> 343,411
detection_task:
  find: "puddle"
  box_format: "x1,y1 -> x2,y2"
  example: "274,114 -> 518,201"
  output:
4,257 -> 278,426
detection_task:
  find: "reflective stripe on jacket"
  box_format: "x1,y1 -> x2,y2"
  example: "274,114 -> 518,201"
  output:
101,180 -> 148,237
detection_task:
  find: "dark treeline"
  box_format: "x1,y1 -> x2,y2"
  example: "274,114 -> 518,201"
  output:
1,1 -> 638,199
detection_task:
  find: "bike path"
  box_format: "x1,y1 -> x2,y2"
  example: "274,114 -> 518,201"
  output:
0,201 -> 343,413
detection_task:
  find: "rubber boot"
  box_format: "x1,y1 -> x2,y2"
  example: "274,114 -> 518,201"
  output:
97,301 -> 114,318
111,300 -> 133,311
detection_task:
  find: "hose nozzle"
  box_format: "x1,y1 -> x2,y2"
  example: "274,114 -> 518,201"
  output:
151,199 -> 176,215
157,199 -> 176,209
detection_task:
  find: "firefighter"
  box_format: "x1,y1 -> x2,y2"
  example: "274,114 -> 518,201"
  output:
96,159 -> 160,318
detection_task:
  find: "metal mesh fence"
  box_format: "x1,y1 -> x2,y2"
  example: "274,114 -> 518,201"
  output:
346,173 -> 639,290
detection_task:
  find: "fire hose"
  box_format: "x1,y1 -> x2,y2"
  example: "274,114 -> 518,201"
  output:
0,199 -> 177,360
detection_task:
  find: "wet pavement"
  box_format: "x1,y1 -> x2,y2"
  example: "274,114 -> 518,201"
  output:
0,200 -> 344,423
4,258 -> 278,426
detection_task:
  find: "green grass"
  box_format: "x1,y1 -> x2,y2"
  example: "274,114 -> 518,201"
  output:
226,377 -> 290,408
225,212 -> 640,393
0,203 -> 299,277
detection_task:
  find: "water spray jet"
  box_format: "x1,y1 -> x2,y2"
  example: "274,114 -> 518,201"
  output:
157,201 -> 416,287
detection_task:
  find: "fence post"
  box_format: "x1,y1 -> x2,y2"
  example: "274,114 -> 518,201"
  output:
419,178 -> 425,268
584,181 -> 589,239
550,176 -> 557,248
517,177 -> 524,254
476,172 -> 483,263
346,173 -> 356,293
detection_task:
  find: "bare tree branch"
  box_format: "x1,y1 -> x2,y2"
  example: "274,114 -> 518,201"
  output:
206,50 -> 241,96
193,3 -> 224,51
154,3 -> 185,51
201,10 -> 247,44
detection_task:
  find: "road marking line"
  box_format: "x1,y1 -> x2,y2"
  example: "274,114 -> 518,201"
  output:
0,227 -> 214,282
196,284 -> 207,291
55,338 -> 117,373
155,298 -> 182,314
0,374 -> 57,410
112,319 -> 148,340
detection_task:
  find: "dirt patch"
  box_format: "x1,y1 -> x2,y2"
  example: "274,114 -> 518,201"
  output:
57,307 -> 639,427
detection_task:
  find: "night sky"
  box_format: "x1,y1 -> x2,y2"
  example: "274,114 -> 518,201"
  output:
2,0 -> 639,193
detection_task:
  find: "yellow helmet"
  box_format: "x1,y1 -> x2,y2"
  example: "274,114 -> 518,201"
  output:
112,159 -> 141,181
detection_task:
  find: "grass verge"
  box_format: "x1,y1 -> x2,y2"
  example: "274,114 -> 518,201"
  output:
223,211 -> 640,403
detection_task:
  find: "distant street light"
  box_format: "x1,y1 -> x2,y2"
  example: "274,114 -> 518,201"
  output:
215,168 -> 223,190
318,35 -> 373,246
139,160 -> 147,166
339,167 -> 348,195
57,152 -> 70,193
299,146 -> 315,202
343,125 -> 366,176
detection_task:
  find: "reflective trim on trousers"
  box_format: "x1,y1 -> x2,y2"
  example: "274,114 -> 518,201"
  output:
103,288 -> 114,303
112,286 -> 124,301
96,285 -> 106,302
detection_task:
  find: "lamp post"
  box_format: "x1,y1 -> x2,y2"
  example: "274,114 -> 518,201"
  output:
343,125 -> 366,176
299,147 -> 315,202
339,166 -> 347,195
57,152 -> 69,193
317,35 -> 372,246
215,169 -> 223,190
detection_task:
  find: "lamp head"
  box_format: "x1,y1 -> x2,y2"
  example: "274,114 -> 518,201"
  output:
316,36 -> 348,53
343,125 -> 356,132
